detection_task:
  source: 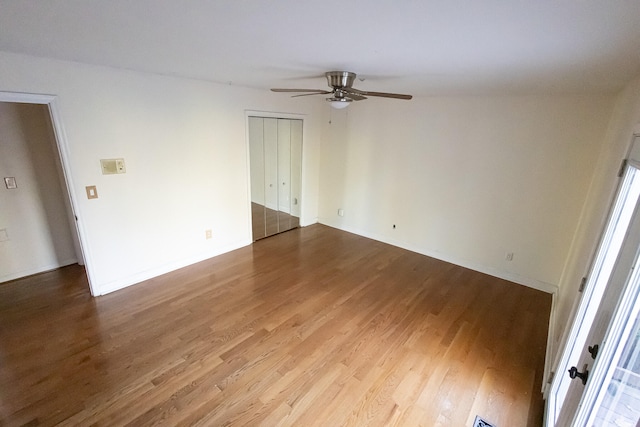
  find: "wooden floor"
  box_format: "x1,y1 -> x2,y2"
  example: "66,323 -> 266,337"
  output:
0,224 -> 551,426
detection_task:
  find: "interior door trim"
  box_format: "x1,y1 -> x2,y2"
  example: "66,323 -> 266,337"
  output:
0,91 -> 95,295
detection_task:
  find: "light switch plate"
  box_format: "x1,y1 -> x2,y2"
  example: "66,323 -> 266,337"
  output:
86,185 -> 98,199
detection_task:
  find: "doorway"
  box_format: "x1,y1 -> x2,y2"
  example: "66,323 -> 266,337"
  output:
248,115 -> 303,241
0,91 -> 92,294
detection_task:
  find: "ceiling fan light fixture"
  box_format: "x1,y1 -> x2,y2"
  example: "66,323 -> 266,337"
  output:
327,97 -> 351,109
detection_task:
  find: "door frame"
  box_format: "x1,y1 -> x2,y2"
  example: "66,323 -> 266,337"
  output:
573,235 -> 640,425
244,110 -> 307,239
0,91 -> 96,295
545,136 -> 640,425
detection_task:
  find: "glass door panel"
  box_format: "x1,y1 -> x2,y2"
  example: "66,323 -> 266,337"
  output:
593,314 -> 640,426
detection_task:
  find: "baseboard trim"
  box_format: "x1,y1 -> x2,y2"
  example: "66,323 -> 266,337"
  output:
0,258 -> 78,284
94,239 -> 252,296
319,221 -> 558,294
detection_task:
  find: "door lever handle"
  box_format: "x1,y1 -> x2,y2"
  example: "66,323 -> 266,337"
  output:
568,364 -> 589,385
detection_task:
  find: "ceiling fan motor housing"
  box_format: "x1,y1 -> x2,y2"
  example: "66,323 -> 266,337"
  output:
326,71 -> 356,88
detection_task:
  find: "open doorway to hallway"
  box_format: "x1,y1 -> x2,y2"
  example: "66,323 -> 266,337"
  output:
0,99 -> 86,289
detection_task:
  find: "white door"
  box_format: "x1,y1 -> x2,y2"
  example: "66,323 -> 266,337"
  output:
546,160 -> 640,426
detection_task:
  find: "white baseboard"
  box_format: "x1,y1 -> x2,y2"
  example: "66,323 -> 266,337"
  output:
319,220 -> 558,294
0,257 -> 78,283
300,217 -> 319,227
94,239 -> 252,296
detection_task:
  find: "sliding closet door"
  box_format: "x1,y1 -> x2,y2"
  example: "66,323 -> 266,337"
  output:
248,116 -> 302,241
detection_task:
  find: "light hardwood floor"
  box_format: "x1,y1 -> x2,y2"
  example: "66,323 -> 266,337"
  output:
0,224 -> 551,426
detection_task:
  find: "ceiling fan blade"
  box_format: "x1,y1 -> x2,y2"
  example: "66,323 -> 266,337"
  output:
271,88 -> 329,93
343,92 -> 367,101
360,91 -> 413,100
291,91 -> 332,98
348,88 -> 412,100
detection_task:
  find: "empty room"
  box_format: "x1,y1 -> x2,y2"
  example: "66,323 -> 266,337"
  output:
1,2 -> 640,426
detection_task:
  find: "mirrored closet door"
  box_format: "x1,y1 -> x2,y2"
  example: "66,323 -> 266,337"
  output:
248,116 -> 302,241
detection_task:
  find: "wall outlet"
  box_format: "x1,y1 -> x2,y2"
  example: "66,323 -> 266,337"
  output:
338,208 -> 344,217
0,228 -> 9,242
205,229 -> 212,239
505,252 -> 514,261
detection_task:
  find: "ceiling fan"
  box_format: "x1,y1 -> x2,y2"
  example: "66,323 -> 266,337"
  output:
271,71 -> 412,109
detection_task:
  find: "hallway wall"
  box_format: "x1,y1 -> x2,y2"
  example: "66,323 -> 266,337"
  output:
0,102 -> 77,282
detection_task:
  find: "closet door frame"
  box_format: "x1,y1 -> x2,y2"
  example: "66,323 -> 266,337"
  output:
245,110 -> 306,240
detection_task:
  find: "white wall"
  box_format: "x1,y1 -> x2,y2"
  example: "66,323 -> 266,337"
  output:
318,95 -> 615,291
248,116 -> 266,206
0,51 -> 324,295
551,76 -> 640,364
0,48 -> 626,331
0,102 -> 78,281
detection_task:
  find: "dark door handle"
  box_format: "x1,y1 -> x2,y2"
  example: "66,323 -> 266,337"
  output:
568,364 -> 589,385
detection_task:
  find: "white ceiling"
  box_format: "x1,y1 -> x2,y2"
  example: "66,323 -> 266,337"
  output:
1,0 -> 639,96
